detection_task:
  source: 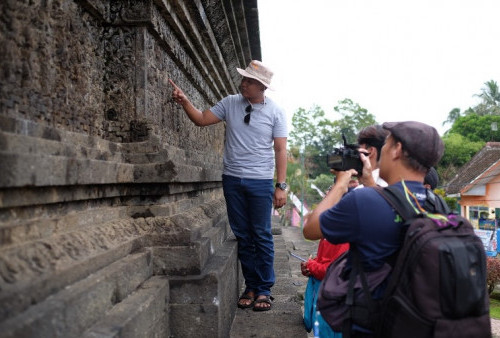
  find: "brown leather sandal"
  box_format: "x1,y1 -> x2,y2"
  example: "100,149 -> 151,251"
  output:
252,295 -> 274,312
237,292 -> 255,309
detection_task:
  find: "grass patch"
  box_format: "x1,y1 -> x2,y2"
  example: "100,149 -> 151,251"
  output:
491,290 -> 500,319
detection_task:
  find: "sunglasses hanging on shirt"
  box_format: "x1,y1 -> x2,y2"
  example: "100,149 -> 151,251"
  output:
244,99 -> 266,124
244,105 -> 252,124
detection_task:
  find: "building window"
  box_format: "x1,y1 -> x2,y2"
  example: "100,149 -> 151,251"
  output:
469,206 -> 490,220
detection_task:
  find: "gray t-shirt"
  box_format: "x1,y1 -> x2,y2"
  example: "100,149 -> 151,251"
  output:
210,94 -> 288,179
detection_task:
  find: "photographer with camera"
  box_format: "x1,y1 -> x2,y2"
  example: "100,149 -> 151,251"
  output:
300,125 -> 387,336
303,121 -> 444,336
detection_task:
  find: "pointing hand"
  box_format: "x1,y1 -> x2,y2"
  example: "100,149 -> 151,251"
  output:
169,79 -> 187,105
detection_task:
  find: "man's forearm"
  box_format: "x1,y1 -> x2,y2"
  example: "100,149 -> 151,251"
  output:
303,184 -> 346,240
275,147 -> 287,183
179,99 -> 204,126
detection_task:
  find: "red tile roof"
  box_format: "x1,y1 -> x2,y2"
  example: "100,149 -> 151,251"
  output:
446,142 -> 500,195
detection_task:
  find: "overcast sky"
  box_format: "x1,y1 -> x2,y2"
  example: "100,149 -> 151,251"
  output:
258,0 -> 500,135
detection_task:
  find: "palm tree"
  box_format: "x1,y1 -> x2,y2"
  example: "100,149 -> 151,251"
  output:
443,107 -> 461,126
474,80 -> 500,115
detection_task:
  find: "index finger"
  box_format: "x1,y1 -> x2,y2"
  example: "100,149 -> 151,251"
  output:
168,79 -> 179,89
358,149 -> 370,156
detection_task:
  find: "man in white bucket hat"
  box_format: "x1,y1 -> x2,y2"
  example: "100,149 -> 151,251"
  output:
169,60 -> 288,311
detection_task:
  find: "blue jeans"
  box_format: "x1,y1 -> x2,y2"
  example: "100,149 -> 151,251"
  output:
222,175 -> 275,296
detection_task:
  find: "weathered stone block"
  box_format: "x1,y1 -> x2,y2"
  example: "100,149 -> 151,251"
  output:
82,276 -> 169,338
152,239 -> 209,276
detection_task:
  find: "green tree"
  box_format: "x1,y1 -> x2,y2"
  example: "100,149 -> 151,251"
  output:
331,98 -> 377,143
447,113 -> 500,142
439,80 -> 500,187
442,107 -> 461,127
474,80 -> 500,116
310,173 -> 335,194
288,105 -> 327,182
288,105 -> 325,151
312,99 -> 377,177
286,99 -> 377,220
438,133 -> 484,183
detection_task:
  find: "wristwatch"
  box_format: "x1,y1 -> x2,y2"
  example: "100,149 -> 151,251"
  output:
275,182 -> 288,191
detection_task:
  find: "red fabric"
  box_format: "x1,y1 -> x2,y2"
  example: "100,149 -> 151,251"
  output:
307,239 -> 349,280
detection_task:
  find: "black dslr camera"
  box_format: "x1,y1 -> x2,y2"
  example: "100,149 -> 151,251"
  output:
326,134 -> 363,175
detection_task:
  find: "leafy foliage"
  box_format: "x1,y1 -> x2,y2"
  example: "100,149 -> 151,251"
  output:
437,133 -> 484,183
487,257 -> 500,294
447,114 -> 500,142
434,188 -> 458,212
440,133 -> 484,167
286,99 -> 377,212
474,80 -> 500,116
288,99 -> 377,179
442,107 -> 462,127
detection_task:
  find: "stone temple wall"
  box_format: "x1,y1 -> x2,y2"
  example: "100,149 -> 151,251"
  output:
0,0 -> 261,337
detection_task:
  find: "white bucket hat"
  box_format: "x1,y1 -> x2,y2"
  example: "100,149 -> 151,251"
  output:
236,60 -> 274,90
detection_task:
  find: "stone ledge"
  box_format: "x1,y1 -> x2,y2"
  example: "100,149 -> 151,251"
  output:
82,276 -> 170,338
168,239 -> 239,338
0,199 -> 227,318
0,249 -> 153,336
0,181 -> 222,209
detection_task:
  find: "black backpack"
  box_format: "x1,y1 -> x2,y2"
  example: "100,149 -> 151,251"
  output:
317,186 -> 491,338
374,186 -> 491,338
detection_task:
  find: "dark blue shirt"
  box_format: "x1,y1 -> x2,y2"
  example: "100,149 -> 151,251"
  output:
320,181 -> 427,271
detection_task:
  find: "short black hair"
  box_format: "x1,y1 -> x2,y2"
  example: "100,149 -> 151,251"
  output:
357,125 -> 389,161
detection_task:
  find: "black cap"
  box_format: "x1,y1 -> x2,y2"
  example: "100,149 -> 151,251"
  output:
424,167 -> 439,189
382,121 -> 444,169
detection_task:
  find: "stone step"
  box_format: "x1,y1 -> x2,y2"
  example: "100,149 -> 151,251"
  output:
152,237 -> 212,276
168,238 -> 240,338
0,249 -> 153,338
0,115 -> 120,152
151,210 -> 230,276
123,151 -> 163,164
0,150 -> 134,187
82,276 -> 170,338
0,130 -> 124,163
0,199 -> 228,318
0,216 -> 161,322
0,141 -> 221,188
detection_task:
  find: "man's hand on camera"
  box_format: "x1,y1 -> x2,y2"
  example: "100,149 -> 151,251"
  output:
330,169 -> 357,195
358,152 -> 376,187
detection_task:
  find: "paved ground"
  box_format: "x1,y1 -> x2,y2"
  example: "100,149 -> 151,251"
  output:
230,222 -> 499,337
493,318 -> 500,337
229,220 -> 318,338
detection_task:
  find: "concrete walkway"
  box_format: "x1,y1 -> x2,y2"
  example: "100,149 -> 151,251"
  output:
229,221 -> 318,338
229,220 -> 500,337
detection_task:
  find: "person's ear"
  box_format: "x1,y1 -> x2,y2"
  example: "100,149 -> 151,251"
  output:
392,141 -> 403,160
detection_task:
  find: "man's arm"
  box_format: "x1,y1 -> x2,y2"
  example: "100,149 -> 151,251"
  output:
169,79 -> 221,126
302,170 -> 356,240
273,137 -> 287,209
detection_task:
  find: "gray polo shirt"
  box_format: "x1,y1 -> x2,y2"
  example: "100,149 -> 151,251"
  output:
211,94 -> 288,179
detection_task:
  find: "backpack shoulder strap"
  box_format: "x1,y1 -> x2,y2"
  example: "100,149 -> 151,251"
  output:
374,186 -> 419,221
423,189 -> 451,215
343,245 -> 376,338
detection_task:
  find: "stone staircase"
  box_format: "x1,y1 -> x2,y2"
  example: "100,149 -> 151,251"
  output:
0,208 -> 240,338
0,116 -> 241,338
